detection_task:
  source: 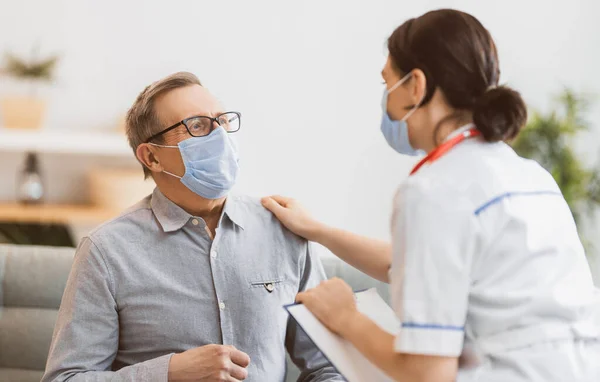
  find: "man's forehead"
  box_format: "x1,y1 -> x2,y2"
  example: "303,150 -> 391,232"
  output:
155,85 -> 223,125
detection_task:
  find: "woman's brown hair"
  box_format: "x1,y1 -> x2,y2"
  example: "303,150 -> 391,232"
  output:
388,9 -> 527,142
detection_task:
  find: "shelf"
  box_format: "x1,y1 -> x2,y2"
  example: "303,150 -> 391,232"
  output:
0,203 -> 120,225
0,128 -> 132,156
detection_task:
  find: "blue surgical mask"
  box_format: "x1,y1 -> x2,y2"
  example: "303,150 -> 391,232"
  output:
150,126 -> 239,199
380,73 -> 424,156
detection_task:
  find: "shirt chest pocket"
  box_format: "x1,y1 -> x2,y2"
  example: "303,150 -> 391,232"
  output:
242,275 -> 297,348
248,276 -> 296,305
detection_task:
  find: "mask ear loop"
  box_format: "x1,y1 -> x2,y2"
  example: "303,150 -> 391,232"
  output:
146,142 -> 183,179
387,72 -> 412,93
400,101 -> 421,122
147,142 -> 179,149
398,74 -> 425,149
162,170 -> 182,179
387,71 -> 422,122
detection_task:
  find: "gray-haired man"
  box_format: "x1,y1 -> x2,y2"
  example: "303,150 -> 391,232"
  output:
42,72 -> 342,382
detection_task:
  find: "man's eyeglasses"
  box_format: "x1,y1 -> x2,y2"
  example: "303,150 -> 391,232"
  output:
145,112 -> 241,143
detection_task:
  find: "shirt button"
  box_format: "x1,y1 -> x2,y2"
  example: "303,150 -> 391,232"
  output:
211,250 -> 218,259
219,302 -> 226,310
191,219 -> 199,226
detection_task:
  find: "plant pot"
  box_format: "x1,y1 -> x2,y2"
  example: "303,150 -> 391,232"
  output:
0,96 -> 46,129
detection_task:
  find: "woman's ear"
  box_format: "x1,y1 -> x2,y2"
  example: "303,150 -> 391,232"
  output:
410,68 -> 427,104
136,144 -> 163,174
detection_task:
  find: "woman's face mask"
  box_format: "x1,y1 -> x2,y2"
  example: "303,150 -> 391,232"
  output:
380,72 -> 424,156
150,126 -> 240,199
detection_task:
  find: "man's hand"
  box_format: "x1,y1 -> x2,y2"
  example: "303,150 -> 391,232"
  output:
168,345 -> 251,382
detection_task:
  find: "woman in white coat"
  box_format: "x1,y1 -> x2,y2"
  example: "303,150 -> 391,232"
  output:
262,9 -> 600,382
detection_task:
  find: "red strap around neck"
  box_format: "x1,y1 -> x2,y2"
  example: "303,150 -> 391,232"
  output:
410,128 -> 481,176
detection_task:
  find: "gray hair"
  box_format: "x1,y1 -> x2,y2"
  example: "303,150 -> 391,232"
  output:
125,71 -> 202,178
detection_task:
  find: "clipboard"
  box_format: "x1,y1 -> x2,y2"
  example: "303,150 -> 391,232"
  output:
284,288 -> 400,382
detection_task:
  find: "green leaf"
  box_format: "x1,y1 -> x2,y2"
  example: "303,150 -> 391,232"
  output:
2,51 -> 60,81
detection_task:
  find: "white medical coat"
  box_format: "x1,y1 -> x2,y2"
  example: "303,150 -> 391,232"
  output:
389,130 -> 600,381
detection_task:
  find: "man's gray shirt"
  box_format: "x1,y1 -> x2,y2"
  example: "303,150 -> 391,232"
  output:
42,189 -> 342,382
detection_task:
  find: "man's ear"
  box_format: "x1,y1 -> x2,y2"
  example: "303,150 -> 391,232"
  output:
136,143 -> 163,174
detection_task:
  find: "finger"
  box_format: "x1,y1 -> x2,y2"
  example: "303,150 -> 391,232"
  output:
297,293 -> 321,318
228,362 -> 249,380
268,195 -> 294,207
224,345 -> 241,357
296,291 -> 310,303
260,197 -> 287,216
229,348 -> 251,368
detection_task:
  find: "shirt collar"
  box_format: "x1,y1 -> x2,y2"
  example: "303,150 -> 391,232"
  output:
222,196 -> 245,230
151,188 -> 191,232
150,188 -> 245,233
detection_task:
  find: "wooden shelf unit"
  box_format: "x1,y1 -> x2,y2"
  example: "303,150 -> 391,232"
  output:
0,128 -> 132,156
0,203 -> 119,225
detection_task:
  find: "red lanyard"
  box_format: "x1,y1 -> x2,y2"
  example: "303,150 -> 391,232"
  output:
410,128 -> 481,176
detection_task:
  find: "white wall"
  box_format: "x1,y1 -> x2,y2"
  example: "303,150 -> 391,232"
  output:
1,0 -> 600,276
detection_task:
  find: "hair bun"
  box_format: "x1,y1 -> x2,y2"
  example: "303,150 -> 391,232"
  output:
473,86 -> 527,142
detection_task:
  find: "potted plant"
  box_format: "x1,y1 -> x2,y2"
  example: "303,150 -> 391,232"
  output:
0,46 -> 59,129
511,89 -> 600,257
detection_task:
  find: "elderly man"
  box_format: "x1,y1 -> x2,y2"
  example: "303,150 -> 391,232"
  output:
42,72 -> 342,382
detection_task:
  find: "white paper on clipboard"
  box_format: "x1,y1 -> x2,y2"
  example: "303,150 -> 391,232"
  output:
285,288 -> 400,382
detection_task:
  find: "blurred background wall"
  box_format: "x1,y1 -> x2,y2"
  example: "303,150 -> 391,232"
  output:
0,0 -> 599,279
